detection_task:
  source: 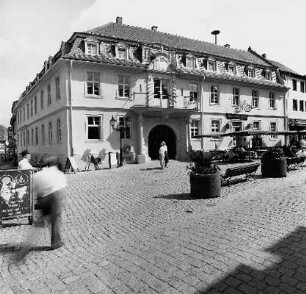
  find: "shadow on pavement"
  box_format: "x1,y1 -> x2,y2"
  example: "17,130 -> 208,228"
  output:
0,243 -> 50,254
140,167 -> 162,171
154,193 -> 193,200
195,226 -> 306,294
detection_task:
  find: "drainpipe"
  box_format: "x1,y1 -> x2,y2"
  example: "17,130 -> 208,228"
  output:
68,60 -> 74,156
200,75 -> 205,150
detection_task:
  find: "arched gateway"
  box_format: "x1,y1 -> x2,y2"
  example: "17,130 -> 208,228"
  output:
148,125 -> 176,160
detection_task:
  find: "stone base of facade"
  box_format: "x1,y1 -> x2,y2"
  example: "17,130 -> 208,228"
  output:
136,154 -> 150,164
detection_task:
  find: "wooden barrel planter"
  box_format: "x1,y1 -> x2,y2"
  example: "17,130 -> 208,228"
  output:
261,157 -> 287,178
190,172 -> 221,199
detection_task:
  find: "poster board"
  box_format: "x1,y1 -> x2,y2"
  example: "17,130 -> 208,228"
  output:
0,169 -> 33,225
64,156 -> 80,173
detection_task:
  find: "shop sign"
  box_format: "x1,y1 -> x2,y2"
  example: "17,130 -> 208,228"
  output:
226,113 -> 248,120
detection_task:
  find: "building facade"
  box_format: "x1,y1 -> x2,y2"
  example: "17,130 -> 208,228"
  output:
12,17 -> 289,168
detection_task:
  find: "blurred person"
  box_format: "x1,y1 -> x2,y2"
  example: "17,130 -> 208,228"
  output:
18,150 -> 34,170
296,147 -> 306,158
159,141 -> 168,169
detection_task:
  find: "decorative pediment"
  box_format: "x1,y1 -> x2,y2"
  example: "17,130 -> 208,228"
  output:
148,54 -> 172,72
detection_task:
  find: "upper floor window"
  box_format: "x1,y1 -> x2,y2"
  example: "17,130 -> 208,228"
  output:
292,79 -> 297,91
154,78 -> 169,99
35,127 -> 38,145
210,85 -> 219,104
86,72 -> 100,96
47,84 -> 51,106
116,43 -> 128,60
143,47 -> 151,63
270,122 -> 277,139
27,104 -> 29,119
31,128 -> 34,146
86,43 -> 98,56
300,81 -> 305,93
186,54 -> 196,69
34,96 -> 37,114
300,100 -> 304,112
211,120 -> 220,133
48,121 -> 53,143
30,99 -> 33,117
252,90 -> 259,108
118,75 -> 130,98
87,116 -> 101,140
208,59 -> 216,71
228,63 -> 235,75
57,118 -> 62,142
247,67 -> 255,78
265,70 -> 272,80
55,77 -> 61,100
269,92 -> 276,109
232,88 -> 240,106
190,120 -> 199,137
119,117 -> 131,139
40,90 -> 44,110
189,83 -> 198,102
42,124 -> 45,145
293,99 -> 298,111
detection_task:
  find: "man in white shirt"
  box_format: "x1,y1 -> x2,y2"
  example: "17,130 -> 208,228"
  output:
18,150 -> 34,170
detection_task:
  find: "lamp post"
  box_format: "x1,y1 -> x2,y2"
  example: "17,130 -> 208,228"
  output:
4,140 -> 9,162
110,116 -> 131,167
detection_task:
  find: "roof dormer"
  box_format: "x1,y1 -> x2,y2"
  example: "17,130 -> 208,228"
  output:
186,53 -> 196,69
116,42 -> 129,60
85,37 -> 99,56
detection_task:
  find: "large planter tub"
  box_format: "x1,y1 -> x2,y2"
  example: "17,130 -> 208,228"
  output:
190,172 -> 221,199
261,157 -> 287,178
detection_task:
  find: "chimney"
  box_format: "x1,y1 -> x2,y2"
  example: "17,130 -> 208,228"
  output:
116,17 -> 122,25
151,26 -> 158,32
211,30 -> 220,45
262,53 -> 267,59
224,44 -> 230,48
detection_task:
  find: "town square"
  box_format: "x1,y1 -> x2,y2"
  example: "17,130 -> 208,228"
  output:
1,0 -> 306,293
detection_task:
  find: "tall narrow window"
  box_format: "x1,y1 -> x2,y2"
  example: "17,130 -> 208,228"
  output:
270,122 -> 277,139
41,90 -> 44,110
186,54 -> 196,68
211,120 -> 220,133
87,72 -> 100,96
87,116 -> 101,139
208,60 -> 216,71
34,96 -> 37,114
55,77 -> 61,100
118,117 -> 131,139
118,75 -> 130,98
300,100 -> 304,112
300,81 -> 305,93
47,84 -> 51,106
292,79 -> 297,91
293,99 -> 298,111
87,43 -> 98,56
232,88 -> 240,106
269,92 -> 276,109
35,127 -> 38,145
253,121 -> 260,130
31,128 -> 34,146
27,104 -> 29,119
210,85 -> 219,104
189,83 -> 198,102
57,118 -> 62,142
190,120 -> 199,137
42,124 -> 45,145
48,122 -> 52,143
252,90 -> 259,108
30,100 -> 33,117
154,79 -> 169,99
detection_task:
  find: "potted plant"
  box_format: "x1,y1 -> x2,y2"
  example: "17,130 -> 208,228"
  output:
261,147 -> 287,178
187,148 -> 221,198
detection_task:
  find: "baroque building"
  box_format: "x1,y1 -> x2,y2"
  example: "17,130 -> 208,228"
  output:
12,17 -> 289,168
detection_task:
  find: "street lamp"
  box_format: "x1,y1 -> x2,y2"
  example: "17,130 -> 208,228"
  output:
109,116 -> 131,167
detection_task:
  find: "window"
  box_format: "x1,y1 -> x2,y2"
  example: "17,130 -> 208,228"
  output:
117,43 -> 128,60
41,90 -> 44,110
189,83 -> 198,102
265,70 -> 272,80
57,118 -> 62,142
31,128 -> 34,146
42,124 -> 45,145
30,100 -> 33,117
47,84 -> 51,106
293,99 -> 298,111
228,64 -> 235,75
190,120 -> 199,137
208,60 -> 216,71
292,79 -> 297,91
154,78 -> 169,99
55,77 -> 61,100
248,68 -> 255,78
143,48 -> 150,63
253,121 -> 260,130
87,43 -> 98,56
300,81 -> 305,93
26,130 -> 29,146
34,96 -> 37,114
48,122 -> 52,143
27,104 -> 29,119
210,85 -> 219,104
211,120 -> 220,133
86,72 -> 100,96
35,127 -> 38,145
23,107 -> 25,121
270,122 -> 277,139
186,54 -> 196,68
119,117 -> 131,139
252,90 -> 259,108
118,75 -> 130,98
269,92 -> 276,109
87,116 -> 101,139
232,88 -> 240,106
300,100 -> 304,112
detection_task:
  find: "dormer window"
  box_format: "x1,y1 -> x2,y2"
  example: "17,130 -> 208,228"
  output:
265,70 -> 272,80
116,42 -> 128,60
247,65 -> 255,78
227,62 -> 236,75
207,58 -> 216,71
186,54 -> 196,69
85,38 -> 99,56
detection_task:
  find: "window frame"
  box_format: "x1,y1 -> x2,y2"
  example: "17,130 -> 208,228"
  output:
189,83 -> 198,103
153,78 -> 169,99
269,92 -> 276,109
186,54 -> 196,69
86,72 -> 101,97
232,88 -> 240,106
293,99 -> 298,111
210,85 -> 219,105
300,81 -> 305,93
211,120 -> 220,133
292,79 -> 297,91
190,120 -> 199,138
42,124 -> 45,145
48,121 -> 53,143
86,115 -> 103,140
40,90 -> 44,110
300,100 -> 304,112
118,75 -> 130,98
86,42 -> 99,56
57,118 -> 62,142
270,122 -> 278,139
252,90 -> 259,108
118,116 -> 131,139
55,76 -> 61,100
47,84 -> 51,106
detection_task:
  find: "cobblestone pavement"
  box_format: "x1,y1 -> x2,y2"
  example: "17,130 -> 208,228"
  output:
1,160 -> 306,294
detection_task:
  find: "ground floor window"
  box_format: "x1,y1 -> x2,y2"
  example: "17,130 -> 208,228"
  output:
87,116 -> 102,139
190,120 -> 199,137
211,120 -> 220,133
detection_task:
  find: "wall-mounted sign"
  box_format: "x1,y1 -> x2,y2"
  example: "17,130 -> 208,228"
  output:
226,113 -> 248,120
234,100 -> 252,113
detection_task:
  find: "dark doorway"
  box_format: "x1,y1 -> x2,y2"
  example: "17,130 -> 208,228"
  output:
148,125 -> 176,160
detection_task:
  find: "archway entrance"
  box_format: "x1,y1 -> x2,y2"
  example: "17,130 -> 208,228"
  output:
148,125 -> 176,160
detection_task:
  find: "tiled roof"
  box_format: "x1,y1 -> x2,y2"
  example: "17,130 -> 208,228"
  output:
268,60 -> 300,75
86,23 -> 270,67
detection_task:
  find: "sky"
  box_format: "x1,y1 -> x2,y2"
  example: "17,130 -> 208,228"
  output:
1,0 -> 306,127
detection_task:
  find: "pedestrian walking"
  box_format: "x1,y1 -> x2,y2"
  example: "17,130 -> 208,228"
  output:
18,150 -> 34,170
159,141 -> 168,169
